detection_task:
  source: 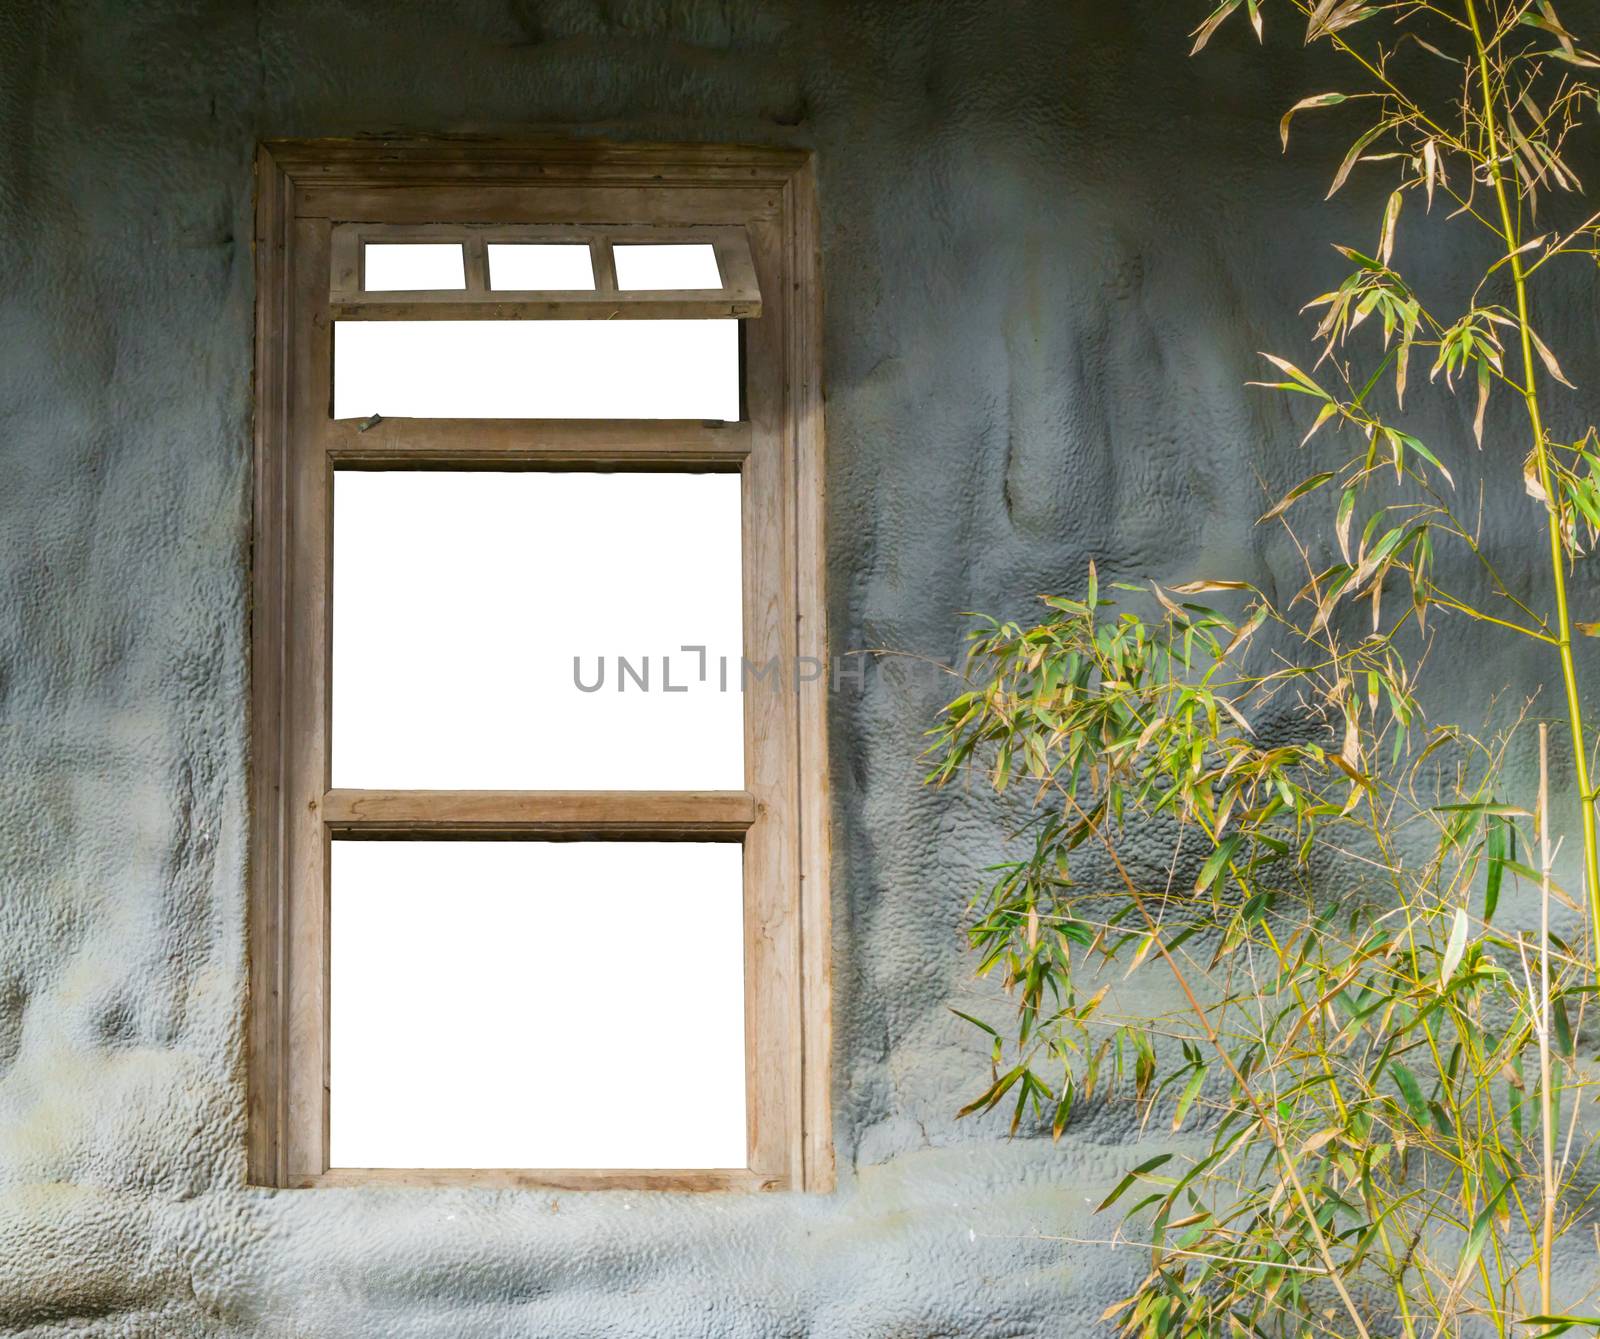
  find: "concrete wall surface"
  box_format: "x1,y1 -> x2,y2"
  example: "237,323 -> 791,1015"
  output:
3,2 -> 1598,1335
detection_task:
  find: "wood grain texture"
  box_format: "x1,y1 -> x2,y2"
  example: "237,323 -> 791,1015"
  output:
321,790 -> 756,835
247,147 -> 294,1187
264,137 -> 808,185
283,215 -> 334,1185
304,1167 -> 781,1192
787,160 -> 836,1193
324,417 -> 751,469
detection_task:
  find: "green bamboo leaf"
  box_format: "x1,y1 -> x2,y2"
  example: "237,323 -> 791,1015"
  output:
949,1008 -> 999,1039
1526,1317 -> 1600,1339
1252,353 -> 1330,398
1195,834 -> 1244,893
1454,1178 -> 1514,1283
1485,817 -> 1507,923
1391,1060 -> 1426,1121
1502,860 -> 1575,904
1260,470 -> 1336,522
1097,1153 -> 1174,1212
957,1065 -> 1025,1119
1554,995 -> 1575,1059
1172,1063 -> 1208,1132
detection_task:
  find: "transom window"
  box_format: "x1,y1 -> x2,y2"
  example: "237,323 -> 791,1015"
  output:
249,141 -> 830,1192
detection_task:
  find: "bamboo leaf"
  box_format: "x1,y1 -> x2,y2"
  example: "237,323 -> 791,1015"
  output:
1327,121 -> 1387,198
1530,328 -> 1577,388
1196,834 -> 1244,893
1172,579 -> 1254,595
1260,470 -> 1336,522
1527,1318 -> 1600,1339
1421,138 -> 1439,208
1189,0 -> 1243,53
958,1065 -> 1025,1119
1097,1153 -> 1174,1212
1125,929 -> 1161,978
1455,1179 -> 1513,1282
1378,189 -> 1402,265
1172,1063 -> 1208,1131
1474,358 -> 1491,445
1439,906 -> 1469,989
1255,353 -> 1330,398
1279,92 -> 1349,149
1300,401 -> 1340,447
1391,1060 -> 1426,1121
949,1008 -> 999,1039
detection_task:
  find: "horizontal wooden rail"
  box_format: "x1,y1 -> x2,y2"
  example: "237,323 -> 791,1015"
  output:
321,789 -> 758,836
304,1166 -> 781,1192
324,416 -> 750,468
332,296 -> 756,321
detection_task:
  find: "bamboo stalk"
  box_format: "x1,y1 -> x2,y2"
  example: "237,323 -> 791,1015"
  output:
1539,721 -> 1555,1317
1465,0 -> 1600,971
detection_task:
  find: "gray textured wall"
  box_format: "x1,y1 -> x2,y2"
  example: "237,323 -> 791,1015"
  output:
3,2 -> 1597,1335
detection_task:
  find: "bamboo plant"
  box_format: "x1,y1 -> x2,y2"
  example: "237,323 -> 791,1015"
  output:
928,3 -> 1600,1334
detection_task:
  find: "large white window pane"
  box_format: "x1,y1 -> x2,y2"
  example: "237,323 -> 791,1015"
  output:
330,840 -> 746,1169
613,243 -> 722,290
364,243 -> 466,291
333,471 -> 744,790
332,320 -> 739,420
487,243 -> 595,291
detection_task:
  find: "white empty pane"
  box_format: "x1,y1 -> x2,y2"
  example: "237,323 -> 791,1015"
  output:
487,243 -> 595,291
364,243 -> 466,291
333,320 -> 739,420
333,471 -> 744,789
613,243 -> 722,291
330,840 -> 746,1169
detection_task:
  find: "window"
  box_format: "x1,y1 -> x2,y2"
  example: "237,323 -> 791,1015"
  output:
250,141 -> 830,1192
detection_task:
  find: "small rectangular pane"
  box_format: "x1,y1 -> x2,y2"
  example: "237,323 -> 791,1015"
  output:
332,319 -> 739,420
364,243 -> 466,291
487,243 -> 595,291
333,471 -> 744,789
613,243 -> 722,291
330,840 -> 747,1169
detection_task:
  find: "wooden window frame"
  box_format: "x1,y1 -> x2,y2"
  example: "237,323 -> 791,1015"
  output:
249,140 -> 831,1193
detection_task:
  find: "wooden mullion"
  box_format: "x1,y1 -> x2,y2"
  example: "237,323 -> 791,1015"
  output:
462,234 -> 489,294
739,213 -> 801,1187
283,215 -> 334,1185
333,294 -> 753,321
324,417 -> 749,469
248,150 -> 294,1187
787,162 -> 834,1191
322,789 -> 756,836
305,1167 -> 780,1192
591,238 -> 617,295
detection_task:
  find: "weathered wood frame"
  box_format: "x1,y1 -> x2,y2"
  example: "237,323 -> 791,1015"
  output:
250,140 -> 831,1193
